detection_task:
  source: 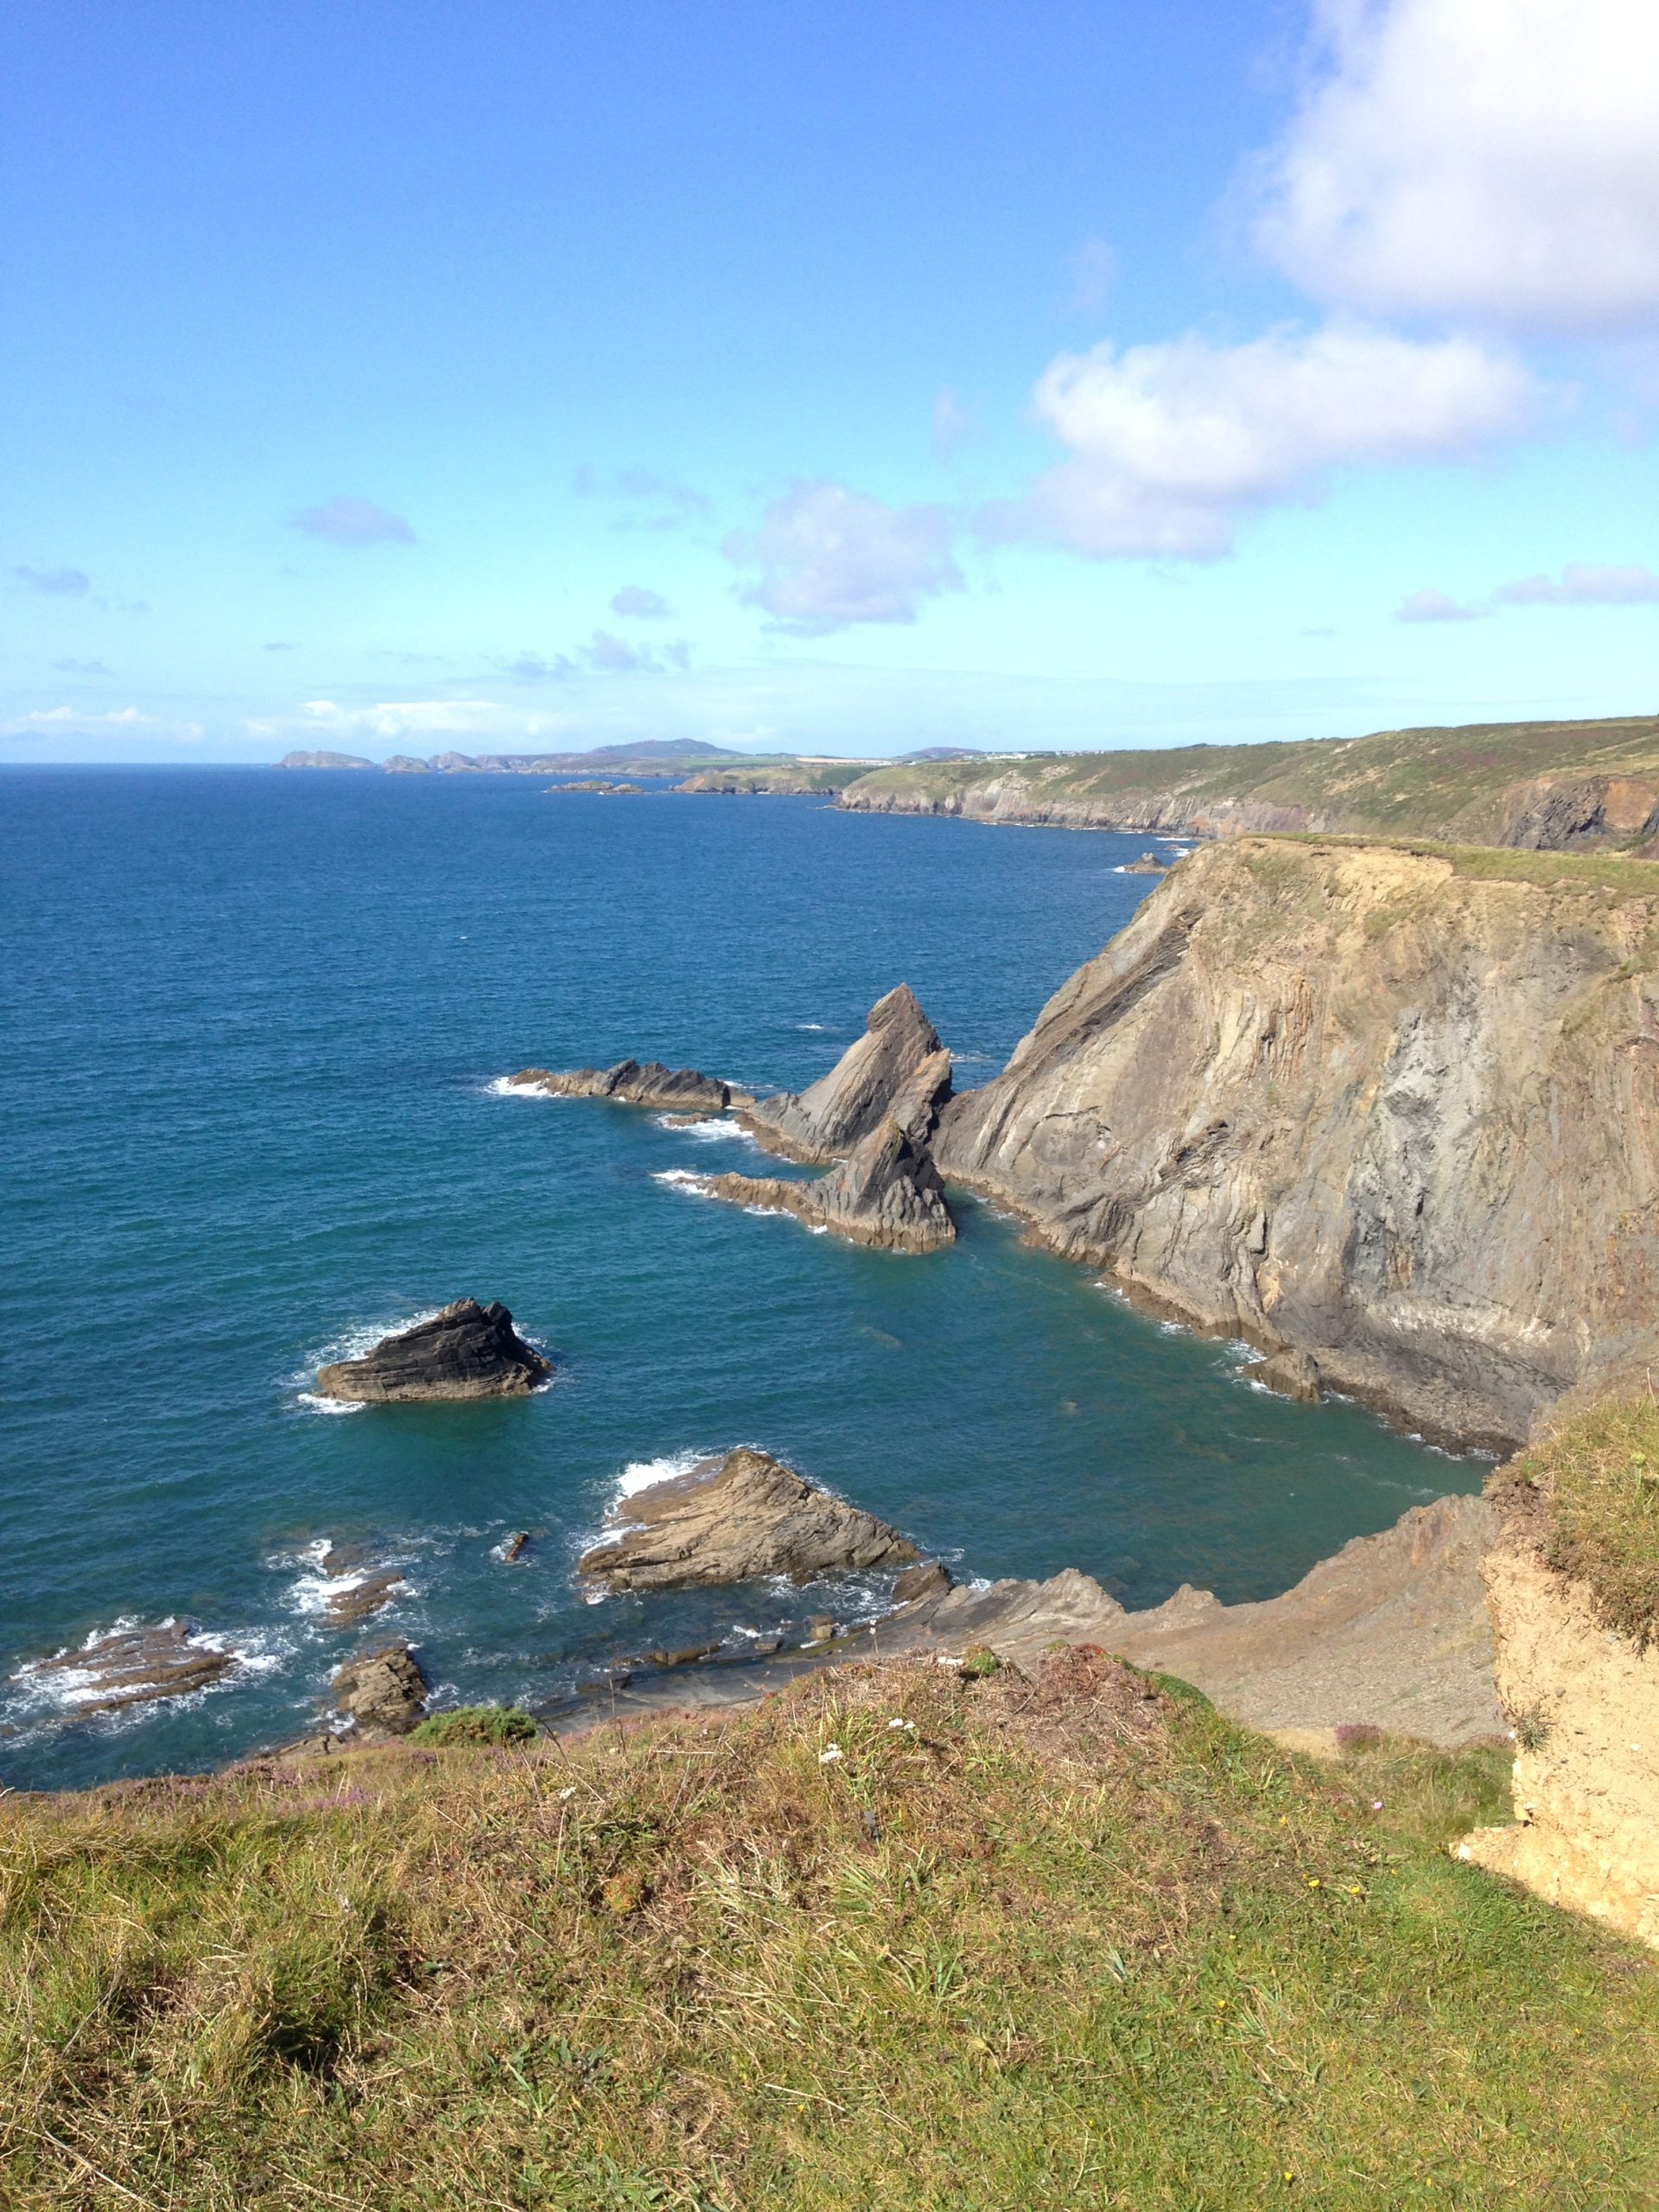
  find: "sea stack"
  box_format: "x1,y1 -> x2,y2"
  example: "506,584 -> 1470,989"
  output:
314,1299 -> 551,1403
577,1446 -> 921,1592
740,984 -> 948,1162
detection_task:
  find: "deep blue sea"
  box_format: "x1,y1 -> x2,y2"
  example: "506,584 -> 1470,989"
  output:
0,769 -> 1472,1790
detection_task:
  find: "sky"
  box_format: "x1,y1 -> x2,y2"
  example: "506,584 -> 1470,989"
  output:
3,0 -> 1656,764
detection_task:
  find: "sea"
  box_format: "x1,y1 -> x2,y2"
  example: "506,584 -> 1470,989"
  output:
0,768 -> 1477,1790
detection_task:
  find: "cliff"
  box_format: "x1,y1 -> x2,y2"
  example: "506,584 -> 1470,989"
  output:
938,836 -> 1659,1451
837,714 -> 1659,852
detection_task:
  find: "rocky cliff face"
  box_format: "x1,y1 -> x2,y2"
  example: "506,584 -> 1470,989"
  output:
741,984 -> 946,1161
938,838 -> 1659,1450
315,1299 -> 551,1403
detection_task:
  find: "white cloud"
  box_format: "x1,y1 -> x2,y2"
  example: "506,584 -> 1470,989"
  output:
1394,588 -> 1489,623
1,705 -> 203,741
931,388 -> 980,460
290,497 -> 416,548
279,699 -> 550,741
1497,563 -> 1659,605
1254,0 -> 1659,334
986,322 -> 1534,558
724,481 -> 963,632
611,585 -> 672,618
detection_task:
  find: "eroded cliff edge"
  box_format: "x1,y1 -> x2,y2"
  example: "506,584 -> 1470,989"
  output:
937,836 -> 1659,1452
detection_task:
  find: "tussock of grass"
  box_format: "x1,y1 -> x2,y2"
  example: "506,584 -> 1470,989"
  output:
3,1652 -> 1657,2209
409,1704 -> 537,1747
1500,1396 -> 1659,1647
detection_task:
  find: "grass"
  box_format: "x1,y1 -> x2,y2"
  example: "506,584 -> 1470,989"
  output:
837,715 -> 1659,849
1497,1395 -> 1659,1648
1262,832 -> 1659,896
3,1650 -> 1657,2209
409,1705 -> 538,1748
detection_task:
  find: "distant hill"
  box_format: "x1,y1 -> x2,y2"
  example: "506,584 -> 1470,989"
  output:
276,750 -> 376,770
896,746 -> 986,764
838,714 -> 1659,854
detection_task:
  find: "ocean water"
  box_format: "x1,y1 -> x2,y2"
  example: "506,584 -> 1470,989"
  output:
0,769 -> 1471,1789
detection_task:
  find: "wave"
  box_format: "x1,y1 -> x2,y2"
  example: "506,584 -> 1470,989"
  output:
4,1617 -> 287,1731
295,1392 -> 366,1416
652,1167 -> 715,1196
652,1114 -> 748,1142
613,1447 -> 708,1503
793,1022 -> 831,1033
486,1075 -> 560,1098
285,1305 -> 451,1408
276,1539 -> 414,1620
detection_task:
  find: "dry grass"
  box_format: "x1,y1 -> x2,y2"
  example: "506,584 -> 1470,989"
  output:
3,1651 -> 1657,2209
1498,1395 -> 1659,1646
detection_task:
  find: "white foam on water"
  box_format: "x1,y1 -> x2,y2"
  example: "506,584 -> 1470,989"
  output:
614,1448 -> 707,1502
5,1616 -> 288,1728
486,1075 -> 560,1098
296,1393 -> 367,1416
653,1167 -> 715,1197
286,1304 -> 453,1408
794,1022 -> 831,1032
659,1115 -> 747,1143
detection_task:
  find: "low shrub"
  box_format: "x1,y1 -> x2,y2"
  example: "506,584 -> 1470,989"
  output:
408,1704 -> 537,1747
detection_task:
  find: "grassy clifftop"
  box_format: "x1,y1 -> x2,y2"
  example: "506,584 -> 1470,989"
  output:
6,1652 -> 1659,2209
837,715 -> 1659,847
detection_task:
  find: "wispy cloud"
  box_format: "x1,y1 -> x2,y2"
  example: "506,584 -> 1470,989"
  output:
290,497 -> 416,548
931,387 -> 980,461
2,705 -> 202,741
502,652 -> 577,681
53,657 -> 112,675
1394,588 -> 1489,623
1067,238 -> 1117,315
11,565 -> 92,595
262,640 -> 298,652
725,481 -> 963,632
1496,563 -> 1659,605
610,585 -> 672,618
573,467 -> 711,524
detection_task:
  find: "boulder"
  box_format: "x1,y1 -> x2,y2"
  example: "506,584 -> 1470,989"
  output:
314,1299 -> 551,1403
509,1059 -> 739,1112
1123,850 -> 1168,874
330,1643 -> 429,1737
24,1620 -> 237,1717
577,1446 -> 918,1592
741,986 -> 949,1162
1255,1348 -> 1322,1403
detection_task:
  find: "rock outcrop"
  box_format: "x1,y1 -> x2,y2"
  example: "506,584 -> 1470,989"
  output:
22,1621 -> 238,1717
577,1446 -> 919,1592
330,1643 -> 428,1736
509,1060 -> 741,1112
1459,1522 -> 1659,1948
703,1114 -> 955,1253
936,837 -> 1659,1450
702,1047 -> 957,1251
741,986 -> 947,1162
314,1300 -> 551,1403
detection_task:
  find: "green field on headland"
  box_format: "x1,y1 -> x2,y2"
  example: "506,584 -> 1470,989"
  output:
6,1651 -> 1658,2211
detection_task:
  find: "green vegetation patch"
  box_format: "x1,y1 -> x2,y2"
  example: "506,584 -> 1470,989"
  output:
409,1703 -> 538,1747
3,1655 -> 1656,2209
1499,1395 -> 1659,1647
1262,831 -> 1659,897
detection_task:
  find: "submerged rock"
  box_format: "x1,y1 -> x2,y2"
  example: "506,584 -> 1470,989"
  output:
314,1299 -> 551,1403
509,1059 -> 741,1112
577,1446 -> 918,1592
22,1620 -> 237,1717
741,985 -> 948,1162
330,1642 -> 428,1737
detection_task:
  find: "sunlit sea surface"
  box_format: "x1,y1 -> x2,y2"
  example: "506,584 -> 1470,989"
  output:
0,770 -> 1472,1788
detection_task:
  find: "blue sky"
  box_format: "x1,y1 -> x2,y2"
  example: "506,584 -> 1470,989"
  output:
3,0 -> 1656,761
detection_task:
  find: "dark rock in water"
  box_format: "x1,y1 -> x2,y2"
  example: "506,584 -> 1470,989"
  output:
1255,1348 -> 1322,1403
803,1614 -> 836,1645
741,985 -> 949,1162
647,1641 -> 722,1669
509,1059 -> 741,1112
577,1446 -> 918,1592
322,1565 -> 409,1625
500,1530 -> 531,1562
1123,850 -> 1168,874
892,1559 -> 953,1605
314,1299 -> 551,1403
702,1105 -> 956,1253
25,1620 -> 236,1717
330,1643 -> 428,1736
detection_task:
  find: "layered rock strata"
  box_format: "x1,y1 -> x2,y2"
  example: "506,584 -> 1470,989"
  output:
703,1046 -> 956,1251
315,1299 -> 551,1403
1459,1529 -> 1659,1948
740,984 -> 946,1162
22,1621 -> 237,1718
937,837 -> 1659,1450
576,1446 -> 919,1592
509,1060 -> 741,1112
